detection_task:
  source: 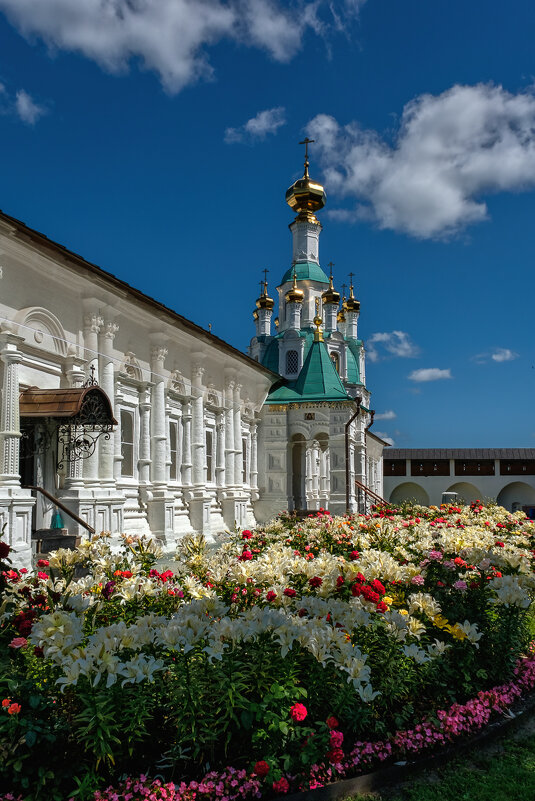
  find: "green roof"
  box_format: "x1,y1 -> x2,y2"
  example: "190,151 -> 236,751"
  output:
345,339 -> 362,384
265,339 -> 351,404
280,261 -> 330,285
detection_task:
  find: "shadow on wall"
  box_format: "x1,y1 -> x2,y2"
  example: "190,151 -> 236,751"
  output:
497,482 -> 535,512
389,482 -> 429,506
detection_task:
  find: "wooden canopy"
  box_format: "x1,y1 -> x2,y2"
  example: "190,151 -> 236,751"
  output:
19,386 -> 117,426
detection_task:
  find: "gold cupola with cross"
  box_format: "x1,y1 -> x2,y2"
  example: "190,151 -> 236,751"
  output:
285,137 -> 326,224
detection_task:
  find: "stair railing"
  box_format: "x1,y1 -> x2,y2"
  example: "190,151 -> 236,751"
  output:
22,485 -> 95,534
354,479 -> 389,513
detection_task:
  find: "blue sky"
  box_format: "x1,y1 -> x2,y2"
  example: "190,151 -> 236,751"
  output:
0,0 -> 534,448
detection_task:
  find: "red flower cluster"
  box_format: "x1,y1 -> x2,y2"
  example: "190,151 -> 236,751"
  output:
272,777 -> 289,794
283,588 -> 297,598
242,530 -> 253,539
36,559 -> 49,568
308,576 -> 323,588
2,699 -> 21,715
114,569 -> 133,578
253,760 -> 270,777
266,591 -> 277,602
290,703 -> 307,722
239,550 -> 253,561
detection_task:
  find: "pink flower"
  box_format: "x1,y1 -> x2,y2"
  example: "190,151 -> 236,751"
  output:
8,637 -> 27,649
454,580 -> 468,591
411,575 -> 425,585
290,702 -> 307,722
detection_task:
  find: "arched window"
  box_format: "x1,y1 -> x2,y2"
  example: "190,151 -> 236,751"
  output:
286,350 -> 299,374
330,352 -> 340,373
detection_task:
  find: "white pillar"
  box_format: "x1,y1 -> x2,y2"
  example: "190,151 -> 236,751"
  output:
216,411 -> 225,488
150,346 -> 168,487
250,424 -> 258,490
324,302 -> 338,332
64,354 -> 85,489
224,377 -> 235,488
99,321 -> 118,487
83,313 -> 102,486
287,301 -> 302,330
233,383 -> 242,487
182,402 -> 192,486
258,308 -> 272,336
346,311 -> 359,339
138,384 -> 152,487
0,332 -> 24,485
191,364 -> 205,487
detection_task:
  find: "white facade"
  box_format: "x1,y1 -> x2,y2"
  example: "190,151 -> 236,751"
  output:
0,212 -> 274,568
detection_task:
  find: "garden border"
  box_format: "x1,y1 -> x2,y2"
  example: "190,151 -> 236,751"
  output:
278,690 -> 535,801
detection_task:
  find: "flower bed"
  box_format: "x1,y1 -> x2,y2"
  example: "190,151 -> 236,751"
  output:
1,501 -> 534,800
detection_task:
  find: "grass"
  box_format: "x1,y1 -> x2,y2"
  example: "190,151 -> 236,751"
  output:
349,730 -> 535,801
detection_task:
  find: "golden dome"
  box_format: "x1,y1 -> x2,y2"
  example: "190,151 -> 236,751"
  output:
343,283 -> 360,313
256,280 -> 274,310
285,271 -> 304,303
285,144 -> 326,222
252,309 -> 259,320
322,272 -> 340,306
274,316 -> 279,329
337,304 -> 346,324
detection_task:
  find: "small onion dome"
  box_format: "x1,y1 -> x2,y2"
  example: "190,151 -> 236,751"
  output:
252,309 -> 259,320
285,272 -> 304,303
274,316 -> 279,329
343,284 -> 360,313
337,304 -> 346,324
285,160 -> 326,220
256,281 -> 274,310
313,313 -> 324,342
322,274 -> 340,305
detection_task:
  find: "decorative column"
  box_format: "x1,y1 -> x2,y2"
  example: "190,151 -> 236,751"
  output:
83,313 -> 102,486
64,354 -> 85,490
250,424 -> 258,492
146,344 -> 176,545
0,331 -> 24,486
0,328 -> 33,570
310,439 -> 320,509
138,384 -> 152,488
233,383 -> 242,488
191,364 -> 205,488
99,321 -> 119,487
224,377 -> 235,488
215,411 -> 225,488
150,346 -> 168,487
181,402 -> 192,486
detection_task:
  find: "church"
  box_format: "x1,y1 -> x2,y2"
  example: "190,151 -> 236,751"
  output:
0,147 -> 384,569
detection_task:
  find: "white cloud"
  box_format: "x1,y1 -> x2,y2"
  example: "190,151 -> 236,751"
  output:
307,84 -> 535,238
375,410 -> 396,421
373,430 -> 395,446
408,368 -> 452,382
473,347 -> 519,364
491,347 -> 519,362
225,106 -> 286,144
366,331 -> 419,362
0,0 -> 362,94
15,89 -> 46,124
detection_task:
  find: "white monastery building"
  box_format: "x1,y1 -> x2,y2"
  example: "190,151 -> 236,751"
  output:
0,148 -> 385,568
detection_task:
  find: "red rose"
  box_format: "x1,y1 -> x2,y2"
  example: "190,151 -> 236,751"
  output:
308,576 -> 323,588
349,550 -> 359,560
290,703 -> 307,722
7,703 -> 21,715
336,576 -> 345,588
0,541 -> 10,559
354,572 -> 366,583
239,550 -> 253,561
242,530 -> 253,539
376,601 -> 388,613
495,541 -> 505,548
326,715 -> 339,729
37,559 -> 49,568
283,588 -> 297,598
326,748 -> 344,763
272,778 -> 289,794
266,590 -> 277,602
254,760 -> 270,777
351,583 -> 362,597
298,608 -> 308,617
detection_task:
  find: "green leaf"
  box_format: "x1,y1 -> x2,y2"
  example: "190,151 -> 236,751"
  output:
25,730 -> 37,748
278,721 -> 289,735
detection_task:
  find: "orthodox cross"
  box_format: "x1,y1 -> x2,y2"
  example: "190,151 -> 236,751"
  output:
327,261 -> 335,280
341,283 -> 347,298
348,271 -> 355,287
299,137 -> 314,175
261,268 -> 269,293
